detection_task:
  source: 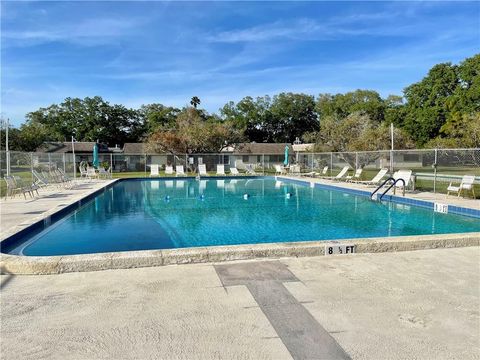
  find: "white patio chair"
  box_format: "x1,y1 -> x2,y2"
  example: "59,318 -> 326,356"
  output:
274,164 -> 287,175
176,165 -> 186,177
165,165 -> 174,176
216,164 -> 226,176
86,167 -> 98,180
98,167 -> 111,179
230,167 -> 240,176
150,164 -> 160,177
447,175 -> 476,198
198,164 -> 208,176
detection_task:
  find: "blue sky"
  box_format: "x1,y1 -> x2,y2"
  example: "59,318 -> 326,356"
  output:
1,1 -> 479,126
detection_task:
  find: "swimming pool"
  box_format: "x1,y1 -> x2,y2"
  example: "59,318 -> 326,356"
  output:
3,177 -> 480,257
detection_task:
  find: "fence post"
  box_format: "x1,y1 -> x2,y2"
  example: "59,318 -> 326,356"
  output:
390,150 -> 394,173
31,152 -> 34,182
48,153 -> 51,171
73,153 -> 76,181
6,151 -> 10,177
433,148 -> 438,194
110,153 -> 113,176
330,152 -> 333,176
144,154 -> 147,176
355,152 -> 359,170
262,154 -> 265,175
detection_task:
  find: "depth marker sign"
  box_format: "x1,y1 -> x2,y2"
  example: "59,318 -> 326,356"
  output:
325,244 -> 356,256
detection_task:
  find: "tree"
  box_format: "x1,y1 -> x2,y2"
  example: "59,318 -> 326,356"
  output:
220,93 -> 317,143
25,96 -> 143,146
316,90 -> 386,123
426,112 -> 480,148
190,96 -> 201,109
269,93 -> 318,142
147,107 -> 243,154
313,112 -> 413,152
138,103 -> 180,133
403,62 -> 459,145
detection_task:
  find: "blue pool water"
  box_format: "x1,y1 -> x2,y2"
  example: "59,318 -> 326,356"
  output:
6,178 -> 480,256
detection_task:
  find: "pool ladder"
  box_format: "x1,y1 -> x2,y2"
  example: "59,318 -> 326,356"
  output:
371,178 -> 406,201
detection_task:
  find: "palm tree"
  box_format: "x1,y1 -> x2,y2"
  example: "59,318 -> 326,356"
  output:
190,96 -> 201,109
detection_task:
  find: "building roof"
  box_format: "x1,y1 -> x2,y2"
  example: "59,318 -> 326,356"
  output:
223,143 -> 292,154
36,142 -> 111,153
122,143 -> 146,154
123,143 -> 167,154
292,143 -> 314,152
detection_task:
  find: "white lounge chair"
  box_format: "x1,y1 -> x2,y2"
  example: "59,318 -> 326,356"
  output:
198,164 -> 208,176
230,167 -> 240,176
447,175 -> 476,198
332,166 -> 349,181
216,164 -> 226,176
391,169 -> 412,193
150,164 -> 160,177
356,168 -> 388,186
345,168 -> 363,182
302,166 -> 328,178
176,165 -> 186,177
165,165 -> 174,176
274,164 -> 287,175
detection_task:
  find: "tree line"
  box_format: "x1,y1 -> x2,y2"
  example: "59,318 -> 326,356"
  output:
1,54 -> 478,153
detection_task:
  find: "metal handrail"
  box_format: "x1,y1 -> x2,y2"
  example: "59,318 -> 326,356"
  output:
371,177 -> 395,200
379,178 -> 405,200
370,177 -> 406,201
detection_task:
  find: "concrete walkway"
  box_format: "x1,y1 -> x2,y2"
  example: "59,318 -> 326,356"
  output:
1,247 -> 479,360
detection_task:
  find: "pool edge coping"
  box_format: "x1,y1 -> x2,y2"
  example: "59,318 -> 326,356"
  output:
1,232 -> 479,274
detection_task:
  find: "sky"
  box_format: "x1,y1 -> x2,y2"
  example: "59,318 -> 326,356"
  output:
1,1 -> 479,127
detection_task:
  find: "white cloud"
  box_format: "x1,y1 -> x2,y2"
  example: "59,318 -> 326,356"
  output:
3,16 -> 145,46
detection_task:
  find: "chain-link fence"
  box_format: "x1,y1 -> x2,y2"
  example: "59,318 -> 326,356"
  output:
1,148 -> 479,197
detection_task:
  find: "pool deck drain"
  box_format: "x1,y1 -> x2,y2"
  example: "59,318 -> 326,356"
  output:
215,261 -> 350,359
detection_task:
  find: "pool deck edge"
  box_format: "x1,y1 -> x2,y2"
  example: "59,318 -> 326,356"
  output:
2,232 -> 479,274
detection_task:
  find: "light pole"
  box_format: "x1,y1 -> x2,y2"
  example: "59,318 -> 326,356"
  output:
71,136 -> 76,180
390,123 -> 394,173
6,118 -> 10,176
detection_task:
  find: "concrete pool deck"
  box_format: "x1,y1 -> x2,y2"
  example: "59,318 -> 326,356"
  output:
1,247 -> 479,360
1,176 -> 479,274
